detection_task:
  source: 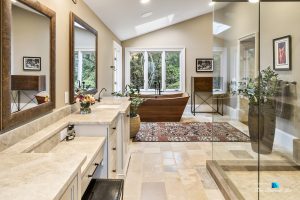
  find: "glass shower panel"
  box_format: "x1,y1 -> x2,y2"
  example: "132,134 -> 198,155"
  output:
259,2 -> 300,199
211,2 -> 260,200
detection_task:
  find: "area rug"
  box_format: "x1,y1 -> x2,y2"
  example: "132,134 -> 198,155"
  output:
133,122 -> 250,142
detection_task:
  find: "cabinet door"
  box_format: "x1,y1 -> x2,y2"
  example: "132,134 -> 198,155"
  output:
108,130 -> 117,178
60,176 -> 78,200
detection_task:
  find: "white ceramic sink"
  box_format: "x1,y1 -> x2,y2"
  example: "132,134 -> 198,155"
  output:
96,104 -> 121,109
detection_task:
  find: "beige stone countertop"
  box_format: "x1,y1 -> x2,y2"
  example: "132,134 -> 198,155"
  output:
50,137 -> 105,176
4,97 -> 130,154
0,153 -> 86,200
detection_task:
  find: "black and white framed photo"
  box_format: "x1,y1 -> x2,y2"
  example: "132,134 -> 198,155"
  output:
196,58 -> 213,72
23,57 -> 41,71
273,35 -> 292,71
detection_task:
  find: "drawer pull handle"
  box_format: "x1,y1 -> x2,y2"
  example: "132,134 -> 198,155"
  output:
112,127 -> 116,130
94,163 -> 99,166
112,147 -> 117,150
127,114 -> 130,117
88,163 -> 99,178
112,170 -> 116,173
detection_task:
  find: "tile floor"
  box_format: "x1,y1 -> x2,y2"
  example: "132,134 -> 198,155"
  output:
123,109 -> 297,200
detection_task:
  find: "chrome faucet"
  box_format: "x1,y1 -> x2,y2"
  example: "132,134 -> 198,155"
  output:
97,88 -> 107,102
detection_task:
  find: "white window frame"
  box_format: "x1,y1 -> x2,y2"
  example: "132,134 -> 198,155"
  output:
213,47 -> 227,93
125,47 -> 186,93
113,41 -> 123,93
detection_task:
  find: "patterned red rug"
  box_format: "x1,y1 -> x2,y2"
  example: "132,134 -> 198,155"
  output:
133,122 -> 250,142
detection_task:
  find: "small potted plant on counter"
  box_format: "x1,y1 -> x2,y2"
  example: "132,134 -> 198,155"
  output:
112,84 -> 144,138
232,67 -> 280,154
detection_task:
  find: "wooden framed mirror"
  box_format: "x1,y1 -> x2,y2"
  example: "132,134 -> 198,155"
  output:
0,0 -> 56,131
70,12 -> 98,104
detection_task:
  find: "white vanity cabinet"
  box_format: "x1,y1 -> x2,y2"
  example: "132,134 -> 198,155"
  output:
59,174 -> 80,200
117,107 -> 130,176
74,110 -> 130,179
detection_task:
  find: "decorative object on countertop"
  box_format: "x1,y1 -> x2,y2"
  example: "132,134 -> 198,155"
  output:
273,35 -> 292,71
112,84 -> 144,137
196,58 -> 214,72
76,91 -> 96,114
66,124 -> 76,141
134,122 -> 250,142
232,67 -> 281,154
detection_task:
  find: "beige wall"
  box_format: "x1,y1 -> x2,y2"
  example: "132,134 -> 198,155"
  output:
122,14 -> 213,95
260,2 -> 300,138
34,0 -> 120,108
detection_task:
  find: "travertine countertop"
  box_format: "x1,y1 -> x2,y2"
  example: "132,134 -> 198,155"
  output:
50,137 -> 106,176
0,97 -> 130,200
4,97 -> 130,154
0,153 -> 86,200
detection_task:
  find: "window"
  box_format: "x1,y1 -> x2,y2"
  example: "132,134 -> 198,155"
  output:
126,48 -> 185,92
74,50 -> 96,91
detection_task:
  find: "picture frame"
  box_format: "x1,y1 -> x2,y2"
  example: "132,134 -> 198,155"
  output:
273,35 -> 292,71
196,58 -> 213,72
23,57 -> 41,71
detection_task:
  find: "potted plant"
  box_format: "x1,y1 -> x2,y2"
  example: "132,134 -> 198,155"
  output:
112,84 -> 144,138
233,67 -> 280,154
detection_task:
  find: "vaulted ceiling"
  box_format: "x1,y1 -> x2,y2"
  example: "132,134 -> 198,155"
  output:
84,0 -> 216,41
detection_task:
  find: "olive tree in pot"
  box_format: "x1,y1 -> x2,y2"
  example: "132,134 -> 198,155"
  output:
233,67 -> 280,154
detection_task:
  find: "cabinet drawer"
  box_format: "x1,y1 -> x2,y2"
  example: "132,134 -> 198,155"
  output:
109,119 -> 117,132
81,147 -> 104,194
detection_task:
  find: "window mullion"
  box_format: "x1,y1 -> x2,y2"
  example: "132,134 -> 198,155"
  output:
144,51 -> 149,90
162,51 -> 166,91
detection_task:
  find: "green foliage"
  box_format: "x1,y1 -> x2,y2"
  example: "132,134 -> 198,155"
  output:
130,53 -> 144,89
112,84 -> 144,117
74,51 -> 96,92
129,51 -> 180,90
232,67 -> 280,105
166,52 -> 180,89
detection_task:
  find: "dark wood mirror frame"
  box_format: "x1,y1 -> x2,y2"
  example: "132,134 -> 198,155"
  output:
69,12 -> 98,104
0,0 -> 56,131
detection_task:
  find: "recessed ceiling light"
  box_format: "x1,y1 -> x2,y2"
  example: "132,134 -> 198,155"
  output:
209,2 -> 215,7
140,0 -> 150,4
141,12 -> 153,18
249,0 -> 259,3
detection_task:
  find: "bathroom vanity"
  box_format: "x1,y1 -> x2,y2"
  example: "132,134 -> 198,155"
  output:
0,97 -> 131,200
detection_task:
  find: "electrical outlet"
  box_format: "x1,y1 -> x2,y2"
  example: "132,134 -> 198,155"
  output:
65,91 -> 69,104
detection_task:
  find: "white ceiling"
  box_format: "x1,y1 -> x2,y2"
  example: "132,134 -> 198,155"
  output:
83,0 -> 215,41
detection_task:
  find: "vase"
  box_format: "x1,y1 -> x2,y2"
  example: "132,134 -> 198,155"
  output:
248,102 -> 276,154
80,102 -> 91,114
130,114 -> 141,138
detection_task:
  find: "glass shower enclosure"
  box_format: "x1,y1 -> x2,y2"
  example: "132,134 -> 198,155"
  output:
210,1 -> 300,199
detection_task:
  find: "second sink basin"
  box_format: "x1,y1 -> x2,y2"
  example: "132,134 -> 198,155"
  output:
96,104 -> 121,109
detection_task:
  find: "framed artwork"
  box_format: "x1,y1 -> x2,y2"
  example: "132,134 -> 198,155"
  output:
273,35 -> 292,71
23,57 -> 41,71
196,58 -> 213,72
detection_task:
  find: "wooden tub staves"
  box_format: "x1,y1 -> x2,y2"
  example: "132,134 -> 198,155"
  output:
138,93 -> 190,122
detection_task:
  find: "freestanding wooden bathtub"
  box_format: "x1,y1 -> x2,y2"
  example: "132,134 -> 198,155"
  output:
138,93 -> 190,122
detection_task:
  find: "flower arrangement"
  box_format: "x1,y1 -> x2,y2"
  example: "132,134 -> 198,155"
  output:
232,67 -> 280,105
76,93 -> 95,114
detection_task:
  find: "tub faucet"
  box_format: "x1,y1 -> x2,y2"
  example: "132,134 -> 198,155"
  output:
97,88 -> 107,102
